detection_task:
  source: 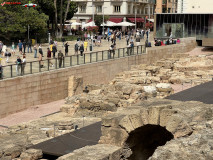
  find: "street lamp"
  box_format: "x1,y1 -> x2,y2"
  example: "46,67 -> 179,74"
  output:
88,0 -> 95,51
102,7 -> 107,36
22,2 -> 37,40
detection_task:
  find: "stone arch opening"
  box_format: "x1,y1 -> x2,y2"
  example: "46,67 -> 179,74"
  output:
125,124 -> 174,160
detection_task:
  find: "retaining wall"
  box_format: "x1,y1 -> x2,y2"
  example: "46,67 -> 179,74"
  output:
0,37 -> 196,118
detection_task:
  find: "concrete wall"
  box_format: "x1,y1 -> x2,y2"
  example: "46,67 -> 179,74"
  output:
0,37 -> 196,118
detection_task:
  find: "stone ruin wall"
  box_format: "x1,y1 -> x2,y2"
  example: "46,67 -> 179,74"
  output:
0,37 -> 196,118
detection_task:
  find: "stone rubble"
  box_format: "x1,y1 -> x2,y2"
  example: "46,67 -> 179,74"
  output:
63,55 -> 213,116
0,53 -> 213,160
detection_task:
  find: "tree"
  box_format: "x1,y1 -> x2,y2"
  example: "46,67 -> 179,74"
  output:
38,0 -> 78,38
94,15 -> 109,27
0,0 -> 48,41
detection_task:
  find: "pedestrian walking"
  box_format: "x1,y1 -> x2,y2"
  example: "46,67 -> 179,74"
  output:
11,42 -> 15,56
5,49 -> 11,63
38,44 -> 43,57
74,42 -> 78,55
38,51 -> 44,68
0,61 -> 3,79
17,40 -> 23,54
28,39 -> 32,53
84,40 -> 88,52
79,44 -> 84,56
126,35 -> 130,45
47,48 -> 54,67
52,44 -> 57,58
23,40 -> 27,54
58,50 -> 64,68
64,42 -> 69,56
21,55 -> 26,75
15,56 -> 22,76
0,41 -> 3,53
33,44 -> 38,58
136,35 -> 141,46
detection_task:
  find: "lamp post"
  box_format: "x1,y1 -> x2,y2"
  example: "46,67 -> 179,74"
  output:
102,7 -> 107,36
92,0 -> 94,51
23,2 -> 37,40
134,6 -> 137,31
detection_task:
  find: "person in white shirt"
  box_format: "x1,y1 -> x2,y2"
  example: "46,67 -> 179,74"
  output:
21,55 -> 26,75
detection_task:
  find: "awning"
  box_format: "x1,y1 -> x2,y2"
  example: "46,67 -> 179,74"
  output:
109,17 -> 123,23
148,19 -> 154,22
128,17 -> 144,23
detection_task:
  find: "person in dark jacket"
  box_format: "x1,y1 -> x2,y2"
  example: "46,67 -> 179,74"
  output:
58,50 -> 64,68
79,44 -> 84,56
23,40 -> 27,54
64,42 -> 69,56
28,39 -> 32,53
52,44 -> 57,58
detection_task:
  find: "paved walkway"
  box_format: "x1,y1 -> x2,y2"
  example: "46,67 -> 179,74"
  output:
167,80 -> 213,104
0,34 -> 154,67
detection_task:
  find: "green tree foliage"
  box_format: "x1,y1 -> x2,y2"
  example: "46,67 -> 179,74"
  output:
0,0 -> 48,40
37,0 -> 78,37
94,15 -> 109,27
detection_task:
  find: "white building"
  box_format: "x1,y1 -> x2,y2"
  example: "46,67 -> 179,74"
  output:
71,0 -> 155,26
177,0 -> 213,13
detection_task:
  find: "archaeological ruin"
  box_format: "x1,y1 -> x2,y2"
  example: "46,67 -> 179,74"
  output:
0,37 -> 213,160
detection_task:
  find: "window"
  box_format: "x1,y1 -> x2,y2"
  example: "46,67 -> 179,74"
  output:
96,5 -> 102,13
114,6 -> 121,13
128,5 -> 131,14
79,5 -> 86,13
168,8 -> 171,13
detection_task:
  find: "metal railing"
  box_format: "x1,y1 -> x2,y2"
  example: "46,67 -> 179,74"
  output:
0,45 -> 146,80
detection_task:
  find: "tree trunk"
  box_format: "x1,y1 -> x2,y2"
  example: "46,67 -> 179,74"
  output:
54,0 -> 58,37
59,0 -> 63,38
64,0 -> 71,25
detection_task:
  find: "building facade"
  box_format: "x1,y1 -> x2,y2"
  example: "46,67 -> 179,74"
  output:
155,0 -> 177,13
71,0 -> 155,25
177,0 -> 213,13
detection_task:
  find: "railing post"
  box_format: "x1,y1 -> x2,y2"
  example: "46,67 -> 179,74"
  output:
10,65 -> 13,78
47,59 -> 50,71
30,62 -> 32,74
141,45 -> 143,54
90,53 -> 92,63
137,46 -> 139,54
102,51 -> 104,61
77,55 -> 79,65
118,49 -> 120,58
63,57 -> 65,68
39,61 -> 41,72
84,54 -> 86,64
55,58 -> 57,69
96,52 -> 98,62
70,56 -> 72,66
123,48 -> 125,57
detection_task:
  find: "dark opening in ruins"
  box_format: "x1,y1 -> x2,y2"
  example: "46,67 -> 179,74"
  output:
126,124 -> 174,160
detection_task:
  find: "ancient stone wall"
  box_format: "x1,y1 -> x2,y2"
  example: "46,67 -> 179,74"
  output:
0,37 -> 196,118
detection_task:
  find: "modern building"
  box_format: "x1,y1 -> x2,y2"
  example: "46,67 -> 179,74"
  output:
155,0 -> 177,13
177,0 -> 213,13
154,13 -> 213,45
71,0 -> 155,27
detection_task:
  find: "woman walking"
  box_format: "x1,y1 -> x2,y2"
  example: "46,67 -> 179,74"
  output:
79,44 -> 84,56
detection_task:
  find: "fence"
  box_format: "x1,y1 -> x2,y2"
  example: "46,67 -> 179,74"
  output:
0,45 -> 146,80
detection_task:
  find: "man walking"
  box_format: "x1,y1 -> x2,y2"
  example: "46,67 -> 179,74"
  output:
58,50 -> 64,68
23,40 -> 26,54
28,39 -> 32,53
64,42 -> 69,56
18,40 -> 23,54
